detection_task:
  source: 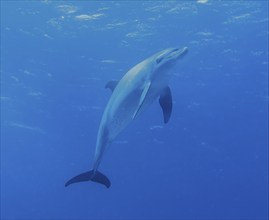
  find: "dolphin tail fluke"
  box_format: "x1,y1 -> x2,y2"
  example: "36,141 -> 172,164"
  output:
65,170 -> 111,188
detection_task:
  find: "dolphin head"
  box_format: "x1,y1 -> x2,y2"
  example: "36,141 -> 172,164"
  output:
154,47 -> 188,68
149,47 -> 188,81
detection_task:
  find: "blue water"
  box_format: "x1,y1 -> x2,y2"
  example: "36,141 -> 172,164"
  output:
1,1 -> 268,219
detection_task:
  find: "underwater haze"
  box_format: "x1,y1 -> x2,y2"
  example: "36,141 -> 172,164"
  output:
1,0 -> 268,219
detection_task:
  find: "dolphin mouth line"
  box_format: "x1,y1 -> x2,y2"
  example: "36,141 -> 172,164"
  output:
168,47 -> 188,59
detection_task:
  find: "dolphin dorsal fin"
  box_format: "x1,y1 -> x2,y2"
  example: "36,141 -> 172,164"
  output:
105,80 -> 119,92
159,86 -> 173,123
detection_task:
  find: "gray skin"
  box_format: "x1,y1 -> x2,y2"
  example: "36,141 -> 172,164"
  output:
93,47 -> 188,171
65,47 -> 188,188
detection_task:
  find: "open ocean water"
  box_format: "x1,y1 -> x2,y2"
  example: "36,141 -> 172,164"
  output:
1,1 -> 268,220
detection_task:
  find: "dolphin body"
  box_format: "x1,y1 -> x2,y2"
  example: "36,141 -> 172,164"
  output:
65,47 -> 188,188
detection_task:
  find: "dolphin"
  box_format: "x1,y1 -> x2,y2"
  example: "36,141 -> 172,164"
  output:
65,47 -> 188,188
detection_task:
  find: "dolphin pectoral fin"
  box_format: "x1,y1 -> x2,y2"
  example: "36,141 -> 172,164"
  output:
159,86 -> 173,123
132,81 -> 151,119
65,170 -> 111,188
105,80 -> 119,92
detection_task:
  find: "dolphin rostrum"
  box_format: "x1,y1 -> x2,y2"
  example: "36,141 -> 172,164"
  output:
65,47 -> 188,188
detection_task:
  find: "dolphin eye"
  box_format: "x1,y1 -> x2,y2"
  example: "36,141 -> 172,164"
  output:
156,57 -> 163,64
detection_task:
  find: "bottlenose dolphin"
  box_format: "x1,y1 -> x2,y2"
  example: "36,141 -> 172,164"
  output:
65,47 -> 188,188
